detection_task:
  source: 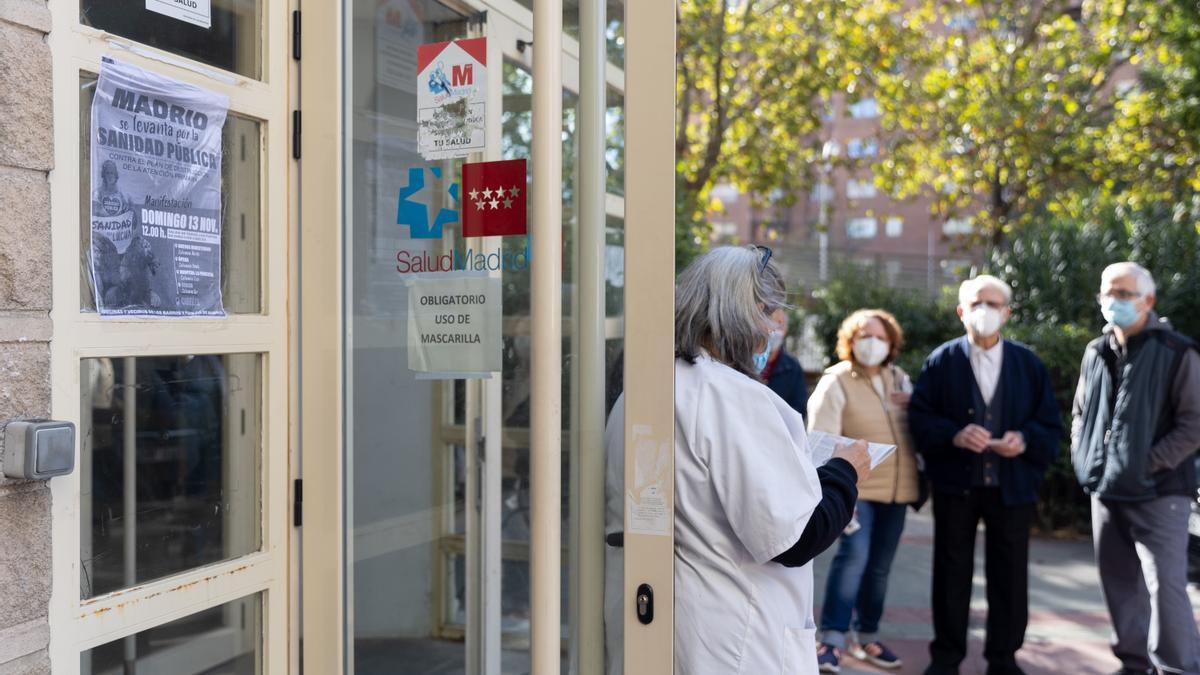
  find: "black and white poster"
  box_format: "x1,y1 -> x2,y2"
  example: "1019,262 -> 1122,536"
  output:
89,57 -> 228,317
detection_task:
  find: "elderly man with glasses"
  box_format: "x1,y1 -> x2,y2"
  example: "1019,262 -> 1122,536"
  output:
908,275 -> 1062,675
1071,262 -> 1200,675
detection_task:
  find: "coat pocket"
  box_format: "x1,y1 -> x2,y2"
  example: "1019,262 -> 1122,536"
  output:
781,624 -> 818,674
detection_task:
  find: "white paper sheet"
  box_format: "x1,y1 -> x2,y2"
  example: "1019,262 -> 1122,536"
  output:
807,430 -> 896,469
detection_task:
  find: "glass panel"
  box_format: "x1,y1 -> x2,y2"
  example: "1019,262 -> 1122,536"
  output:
346,4 -> 620,672
496,59 -> 577,671
79,354 -> 262,599
79,75 -> 263,314
347,2 -> 479,672
606,88 -> 625,197
81,593 -> 262,674
513,0 -> 625,67
80,0 -> 263,80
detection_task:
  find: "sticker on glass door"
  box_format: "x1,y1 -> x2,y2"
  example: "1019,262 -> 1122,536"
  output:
417,37 -> 486,160
405,273 -> 501,378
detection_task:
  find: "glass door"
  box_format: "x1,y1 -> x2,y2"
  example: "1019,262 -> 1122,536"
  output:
341,3 -> 486,671
300,1 -> 674,672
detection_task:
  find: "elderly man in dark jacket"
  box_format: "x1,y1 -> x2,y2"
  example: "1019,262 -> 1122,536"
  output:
909,275 -> 1062,675
1072,262 -> 1200,675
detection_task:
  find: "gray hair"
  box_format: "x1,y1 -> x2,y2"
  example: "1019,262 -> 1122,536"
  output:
1102,262 -> 1156,297
958,274 -> 1013,306
675,246 -> 786,376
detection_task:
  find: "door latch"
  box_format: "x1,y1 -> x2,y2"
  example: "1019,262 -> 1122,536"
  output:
636,583 -> 654,625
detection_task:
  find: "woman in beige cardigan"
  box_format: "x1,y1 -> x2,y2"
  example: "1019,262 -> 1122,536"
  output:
810,309 -> 919,673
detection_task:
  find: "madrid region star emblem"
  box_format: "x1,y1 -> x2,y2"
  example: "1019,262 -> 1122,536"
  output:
461,159 -> 527,237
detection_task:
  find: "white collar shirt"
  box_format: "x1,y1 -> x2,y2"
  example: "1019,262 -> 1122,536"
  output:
968,338 -> 1004,406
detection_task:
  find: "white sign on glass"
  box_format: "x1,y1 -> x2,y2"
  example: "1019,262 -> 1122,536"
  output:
145,0 -> 212,29
405,273 -> 501,378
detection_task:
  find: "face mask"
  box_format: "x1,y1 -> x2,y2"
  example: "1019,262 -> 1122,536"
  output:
752,341 -> 771,374
1101,297 -> 1140,328
965,305 -> 1004,337
852,336 -> 890,367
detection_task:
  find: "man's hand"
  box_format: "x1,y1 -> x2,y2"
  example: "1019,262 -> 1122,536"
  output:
953,424 -> 991,453
832,439 -> 871,485
889,390 -> 912,407
991,431 -> 1026,458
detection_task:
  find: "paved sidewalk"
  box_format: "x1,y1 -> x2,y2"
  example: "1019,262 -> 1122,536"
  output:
812,509 -> 1200,675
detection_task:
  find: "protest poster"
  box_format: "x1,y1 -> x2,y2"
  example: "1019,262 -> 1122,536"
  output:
89,57 -> 228,317
416,37 -> 486,160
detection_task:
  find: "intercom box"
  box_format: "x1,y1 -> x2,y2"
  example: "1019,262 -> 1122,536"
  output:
2,420 -> 75,480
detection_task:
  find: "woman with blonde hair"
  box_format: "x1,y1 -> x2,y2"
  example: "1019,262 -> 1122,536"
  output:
809,309 -> 920,672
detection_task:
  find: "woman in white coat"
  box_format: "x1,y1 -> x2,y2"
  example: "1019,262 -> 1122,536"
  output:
604,246 -> 871,674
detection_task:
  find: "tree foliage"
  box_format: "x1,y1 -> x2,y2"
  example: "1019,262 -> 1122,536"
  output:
674,0 -> 905,267
869,0 -> 1161,247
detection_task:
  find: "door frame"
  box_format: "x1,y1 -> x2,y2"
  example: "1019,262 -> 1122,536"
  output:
620,1 -> 676,672
298,1 -> 675,672
46,0 -> 295,671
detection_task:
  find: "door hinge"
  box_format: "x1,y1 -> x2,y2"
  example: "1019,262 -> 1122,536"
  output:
292,110 -> 301,160
292,10 -> 301,61
293,478 -> 303,527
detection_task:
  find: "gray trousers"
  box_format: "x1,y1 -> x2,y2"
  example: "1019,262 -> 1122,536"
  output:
1093,495 -> 1200,674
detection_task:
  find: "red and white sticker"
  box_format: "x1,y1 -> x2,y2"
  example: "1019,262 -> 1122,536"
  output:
416,38 -> 487,160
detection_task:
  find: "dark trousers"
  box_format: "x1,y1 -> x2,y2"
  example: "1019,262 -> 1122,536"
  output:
929,489 -> 1033,674
1093,495 -> 1200,674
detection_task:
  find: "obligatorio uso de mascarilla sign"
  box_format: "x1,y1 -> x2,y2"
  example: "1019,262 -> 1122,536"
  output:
405,273 -> 501,378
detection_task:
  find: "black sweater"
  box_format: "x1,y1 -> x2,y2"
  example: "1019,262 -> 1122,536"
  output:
772,458 -> 859,568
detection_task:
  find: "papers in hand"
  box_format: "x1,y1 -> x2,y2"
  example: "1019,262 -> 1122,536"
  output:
807,431 -> 897,470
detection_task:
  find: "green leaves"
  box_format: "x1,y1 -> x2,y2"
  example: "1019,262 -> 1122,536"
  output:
677,0 -> 1200,266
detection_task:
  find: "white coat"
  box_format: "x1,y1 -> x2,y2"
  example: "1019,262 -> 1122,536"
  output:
604,353 -> 824,674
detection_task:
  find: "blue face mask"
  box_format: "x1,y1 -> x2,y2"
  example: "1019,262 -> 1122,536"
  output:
1101,298 -> 1140,328
752,342 -> 771,374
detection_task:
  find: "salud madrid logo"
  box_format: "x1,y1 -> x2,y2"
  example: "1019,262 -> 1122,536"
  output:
396,160 -> 527,240
395,166 -> 460,239
396,160 -> 531,273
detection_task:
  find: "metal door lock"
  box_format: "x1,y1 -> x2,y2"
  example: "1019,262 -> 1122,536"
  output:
636,583 -> 654,625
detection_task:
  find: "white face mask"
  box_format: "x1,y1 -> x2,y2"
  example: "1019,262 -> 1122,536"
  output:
852,336 -> 890,367
964,305 -> 1004,338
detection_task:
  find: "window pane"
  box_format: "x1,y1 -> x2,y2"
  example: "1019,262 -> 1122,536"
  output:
80,0 -> 262,80
515,0 -> 625,67
79,354 -> 262,599
848,97 -> 879,119
944,217 -> 975,235
79,75 -> 263,314
81,593 -> 262,674
847,217 -> 878,238
606,88 -> 625,197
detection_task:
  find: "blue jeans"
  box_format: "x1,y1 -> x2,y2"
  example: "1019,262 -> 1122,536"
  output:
819,500 -> 908,649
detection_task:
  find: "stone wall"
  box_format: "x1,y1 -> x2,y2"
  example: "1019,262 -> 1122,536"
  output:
0,1 -> 54,673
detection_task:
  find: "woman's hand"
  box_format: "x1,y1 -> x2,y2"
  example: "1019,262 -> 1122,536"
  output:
888,390 -> 911,407
832,439 -> 871,484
